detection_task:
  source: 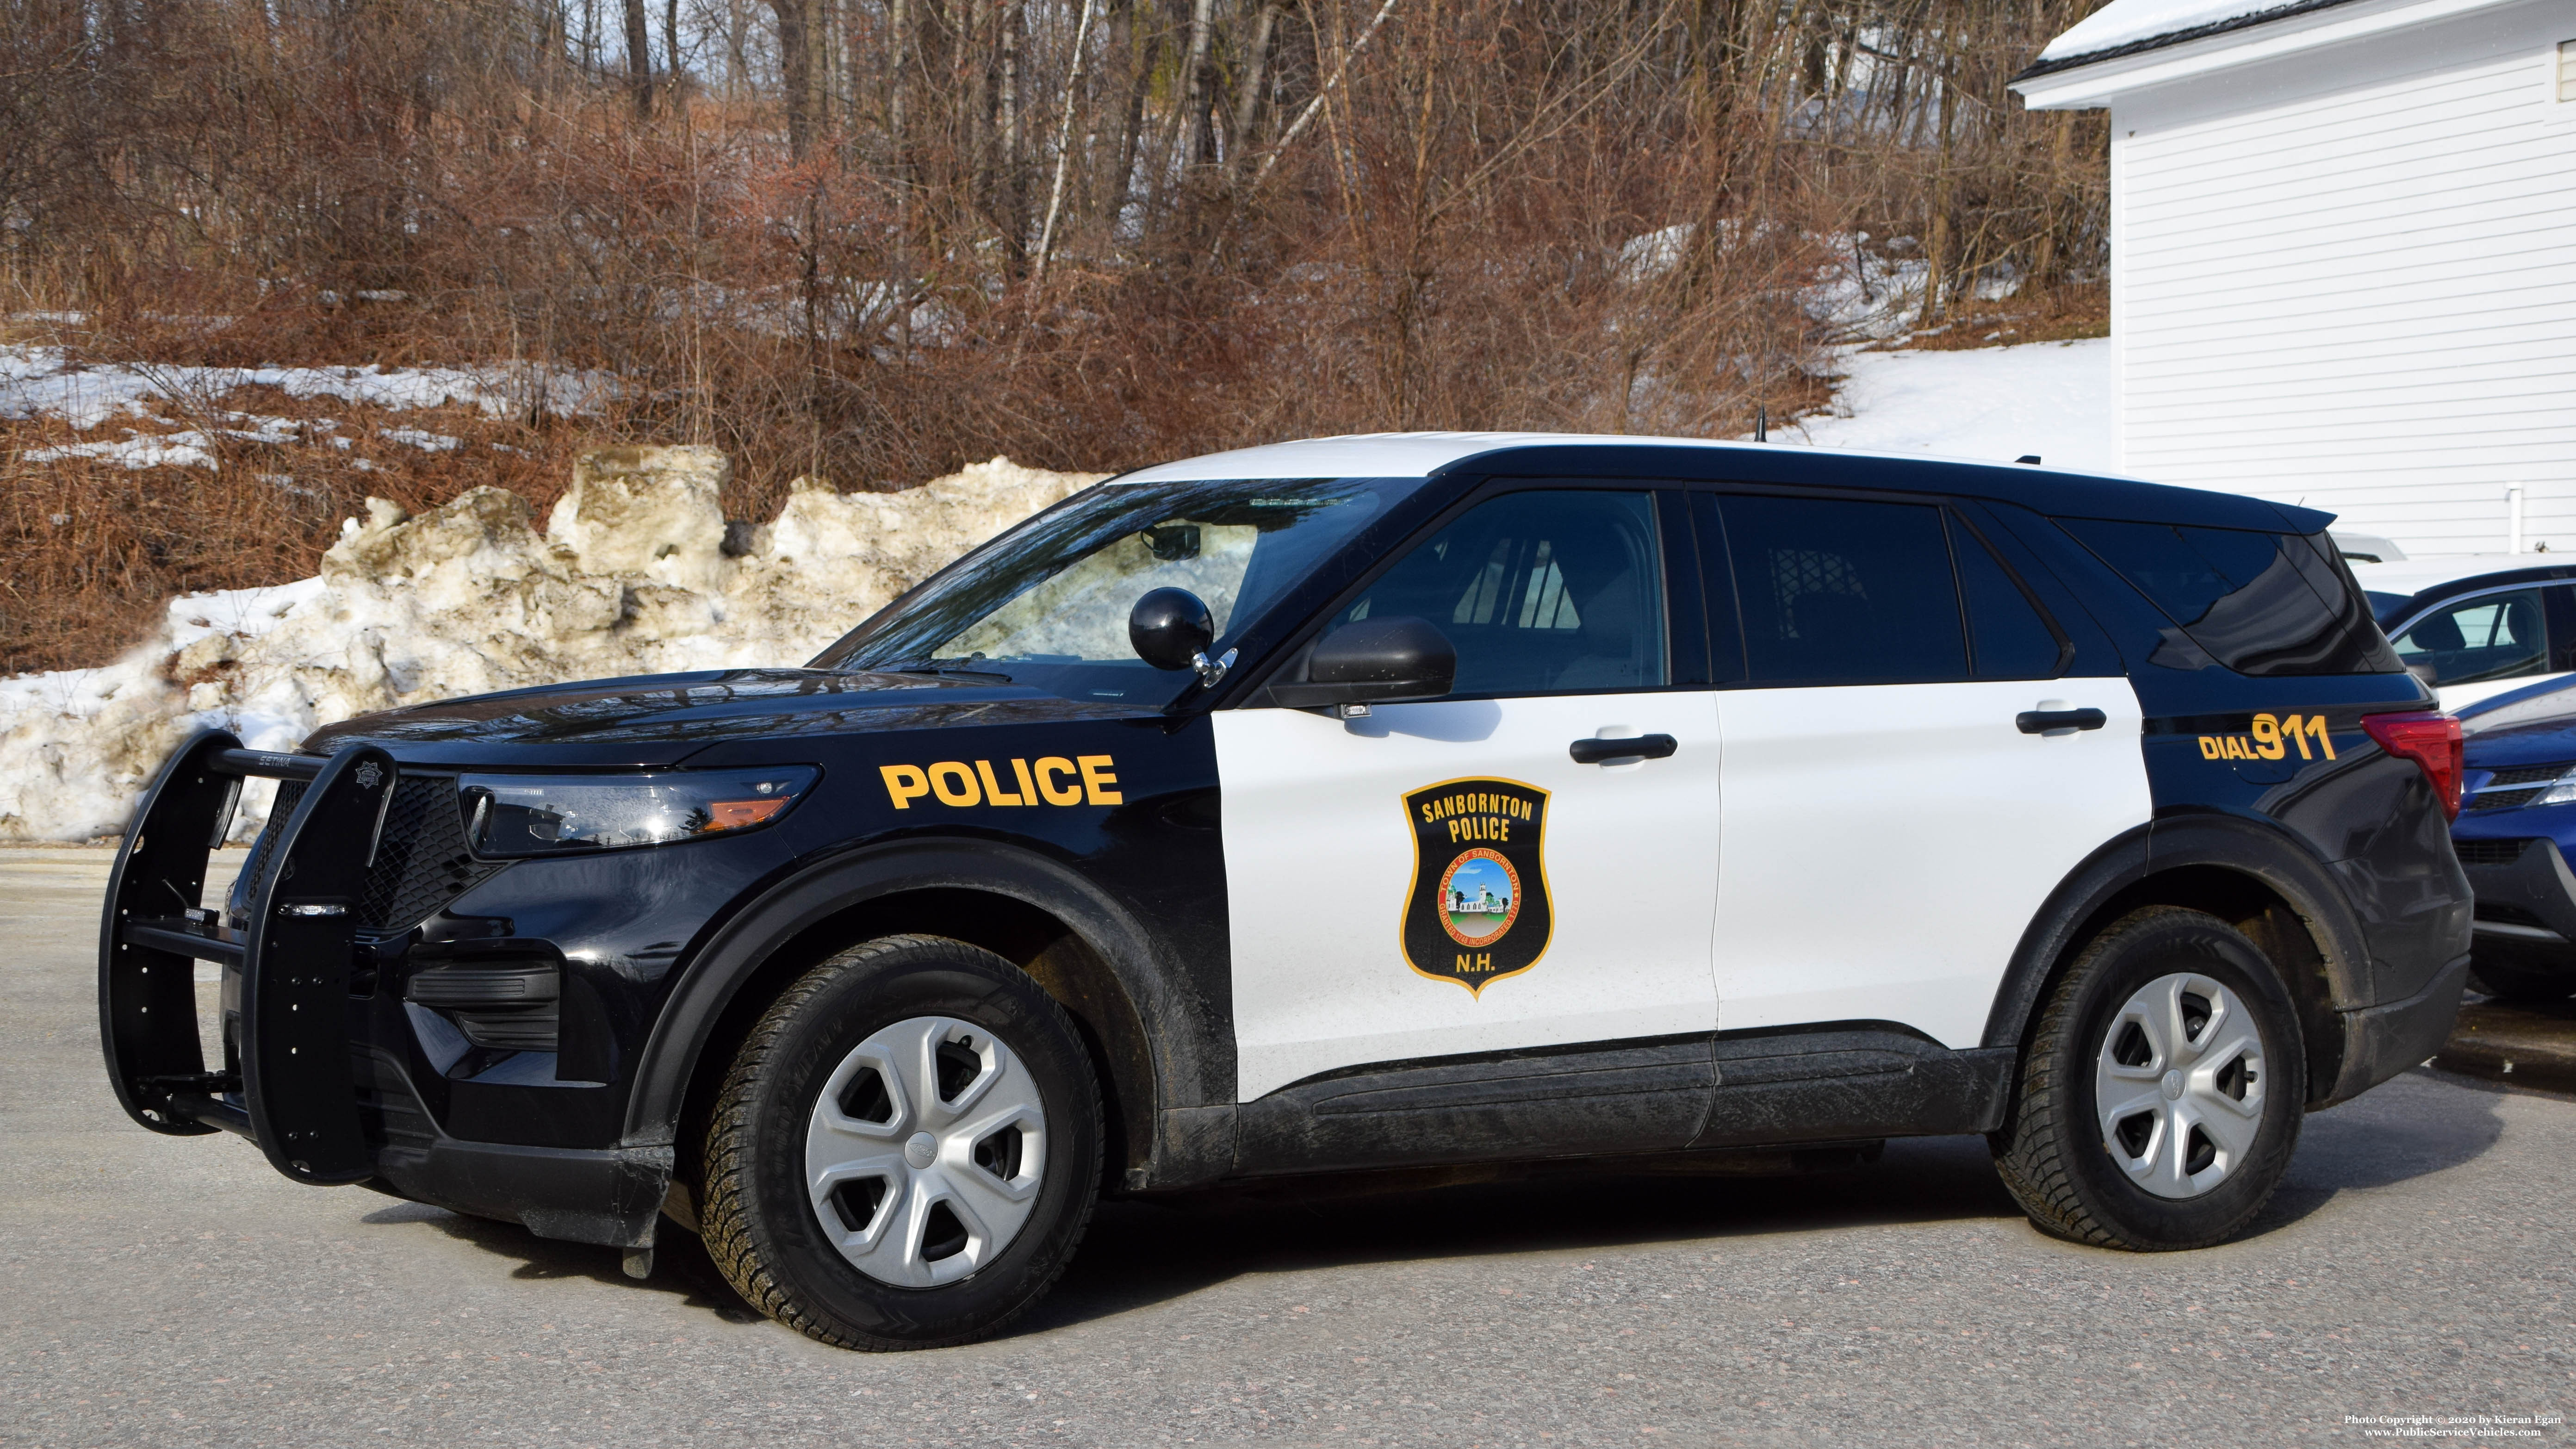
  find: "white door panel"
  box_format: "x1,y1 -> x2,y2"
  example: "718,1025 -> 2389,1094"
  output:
1712,679 -> 2152,1047
1217,698 -> 1722,1101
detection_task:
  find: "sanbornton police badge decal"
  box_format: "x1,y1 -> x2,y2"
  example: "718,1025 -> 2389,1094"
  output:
1400,778 -> 1552,994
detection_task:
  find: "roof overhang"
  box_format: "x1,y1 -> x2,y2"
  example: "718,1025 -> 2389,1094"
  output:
2013,0 -> 2516,108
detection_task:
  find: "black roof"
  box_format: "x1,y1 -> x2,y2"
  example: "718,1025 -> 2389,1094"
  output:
1435,442 -> 2337,534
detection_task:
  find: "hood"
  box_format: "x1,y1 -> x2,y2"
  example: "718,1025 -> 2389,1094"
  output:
2461,678 -> 2576,771
302,668 -> 1148,769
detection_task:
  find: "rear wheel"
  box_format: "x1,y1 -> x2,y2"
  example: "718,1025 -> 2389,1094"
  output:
700,934 -> 1102,1349
1991,906 -> 2304,1250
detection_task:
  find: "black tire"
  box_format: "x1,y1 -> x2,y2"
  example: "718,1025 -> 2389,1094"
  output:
2467,940 -> 2576,1004
1990,906 -> 2305,1251
700,934 -> 1103,1349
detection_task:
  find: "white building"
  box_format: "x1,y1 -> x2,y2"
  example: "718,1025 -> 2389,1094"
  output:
2014,0 -> 2576,556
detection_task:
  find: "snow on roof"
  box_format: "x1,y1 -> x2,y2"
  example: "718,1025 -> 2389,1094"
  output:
2028,0 -> 2359,72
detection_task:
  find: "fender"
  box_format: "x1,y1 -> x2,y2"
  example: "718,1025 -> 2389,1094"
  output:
1982,808 -> 2377,1101
619,839 -> 1229,1155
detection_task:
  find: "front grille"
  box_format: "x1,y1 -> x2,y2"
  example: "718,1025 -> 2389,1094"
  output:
359,775 -> 502,931
2455,838 -> 2534,867
237,771 -> 503,933
2470,763 -> 2574,812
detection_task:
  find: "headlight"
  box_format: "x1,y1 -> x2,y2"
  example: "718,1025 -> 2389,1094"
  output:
461,767 -> 820,858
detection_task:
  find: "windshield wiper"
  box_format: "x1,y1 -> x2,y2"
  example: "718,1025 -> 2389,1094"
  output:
856,659 -> 1017,684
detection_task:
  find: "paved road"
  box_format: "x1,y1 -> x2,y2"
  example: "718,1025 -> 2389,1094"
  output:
5,846 -> 2571,1447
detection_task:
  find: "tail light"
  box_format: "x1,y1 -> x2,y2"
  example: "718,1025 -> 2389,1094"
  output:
2361,711 -> 2464,821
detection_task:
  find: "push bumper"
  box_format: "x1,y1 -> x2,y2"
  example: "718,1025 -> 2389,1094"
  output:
100,730 -> 670,1249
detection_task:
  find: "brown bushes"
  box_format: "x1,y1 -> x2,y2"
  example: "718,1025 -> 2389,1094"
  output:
0,0 -> 2108,675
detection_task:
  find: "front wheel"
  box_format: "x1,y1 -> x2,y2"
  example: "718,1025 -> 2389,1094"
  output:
699,934 -> 1103,1349
1991,906 -> 2305,1250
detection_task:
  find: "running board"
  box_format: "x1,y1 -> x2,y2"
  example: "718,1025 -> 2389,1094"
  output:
99,728 -> 399,1185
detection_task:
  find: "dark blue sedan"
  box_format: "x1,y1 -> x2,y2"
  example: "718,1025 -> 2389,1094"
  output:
2455,677 -> 2576,1001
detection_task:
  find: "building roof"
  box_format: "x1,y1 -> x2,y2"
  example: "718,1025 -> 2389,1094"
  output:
2019,0 -> 2365,79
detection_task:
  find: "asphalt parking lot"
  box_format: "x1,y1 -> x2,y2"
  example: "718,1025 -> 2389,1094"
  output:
5,846 -> 2571,1448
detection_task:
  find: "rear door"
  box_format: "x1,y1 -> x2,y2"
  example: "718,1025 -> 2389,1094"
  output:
1694,490 -> 2153,1049
1217,486 -> 1724,1103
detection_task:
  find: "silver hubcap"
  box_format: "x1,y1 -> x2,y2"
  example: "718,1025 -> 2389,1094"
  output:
804,1015 -> 1048,1287
2095,972 -> 2266,1199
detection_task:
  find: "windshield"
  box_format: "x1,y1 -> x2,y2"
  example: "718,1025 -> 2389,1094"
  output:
811,476 -> 1421,704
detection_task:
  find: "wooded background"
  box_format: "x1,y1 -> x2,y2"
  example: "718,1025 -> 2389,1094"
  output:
2,0 -> 2110,672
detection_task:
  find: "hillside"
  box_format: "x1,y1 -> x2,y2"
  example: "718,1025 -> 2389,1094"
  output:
0,338 -> 2113,841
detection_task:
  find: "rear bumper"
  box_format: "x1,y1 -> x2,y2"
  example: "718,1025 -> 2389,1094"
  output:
2322,951 -> 2470,1105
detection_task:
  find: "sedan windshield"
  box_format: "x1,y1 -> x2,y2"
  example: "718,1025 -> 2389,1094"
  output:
811,476 -> 1421,705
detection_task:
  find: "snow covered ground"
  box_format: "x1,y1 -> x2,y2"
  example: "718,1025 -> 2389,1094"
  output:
1775,338 -> 2116,473
0,348 -> 610,431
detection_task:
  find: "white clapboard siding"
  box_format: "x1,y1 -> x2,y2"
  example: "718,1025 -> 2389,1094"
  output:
2107,7 -> 2576,556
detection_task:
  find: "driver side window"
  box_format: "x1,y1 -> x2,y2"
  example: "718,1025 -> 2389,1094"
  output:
1334,490 -> 1667,697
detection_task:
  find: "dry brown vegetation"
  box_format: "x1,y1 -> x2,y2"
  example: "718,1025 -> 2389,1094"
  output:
1,0 -> 2109,674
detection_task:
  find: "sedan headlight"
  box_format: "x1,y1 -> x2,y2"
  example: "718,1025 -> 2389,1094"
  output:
462,767 -> 820,858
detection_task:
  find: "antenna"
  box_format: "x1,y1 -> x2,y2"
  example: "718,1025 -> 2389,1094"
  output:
1756,404 -> 1768,443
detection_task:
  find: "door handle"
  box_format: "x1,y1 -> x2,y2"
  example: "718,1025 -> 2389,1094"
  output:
2017,708 -> 2107,734
1569,734 -> 1677,765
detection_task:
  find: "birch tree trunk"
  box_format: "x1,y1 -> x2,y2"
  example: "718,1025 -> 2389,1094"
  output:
1172,0 -> 1217,177
1223,0 -> 1281,182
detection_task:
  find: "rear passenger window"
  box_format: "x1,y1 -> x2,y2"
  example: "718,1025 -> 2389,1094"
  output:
2060,519 -> 2404,676
1955,522 -> 2067,678
1716,495 -> 1967,683
2391,590 -> 2547,686
1338,490 -> 1666,695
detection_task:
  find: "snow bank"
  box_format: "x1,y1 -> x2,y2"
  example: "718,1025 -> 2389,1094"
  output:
1769,338 -> 2115,474
0,453 -> 1104,841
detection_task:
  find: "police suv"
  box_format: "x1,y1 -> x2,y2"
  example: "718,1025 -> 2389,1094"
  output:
101,434 -> 2472,1350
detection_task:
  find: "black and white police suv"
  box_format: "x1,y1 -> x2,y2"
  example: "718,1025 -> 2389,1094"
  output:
101,433 -> 2472,1349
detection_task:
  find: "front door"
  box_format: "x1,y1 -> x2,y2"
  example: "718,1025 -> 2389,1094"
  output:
1216,487 -> 1723,1102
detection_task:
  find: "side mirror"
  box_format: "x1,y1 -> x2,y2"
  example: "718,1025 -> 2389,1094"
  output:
1269,616 -> 1456,708
1130,587 -> 1215,672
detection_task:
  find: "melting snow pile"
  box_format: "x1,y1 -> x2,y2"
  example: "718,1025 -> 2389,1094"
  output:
0,452 -> 1105,842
